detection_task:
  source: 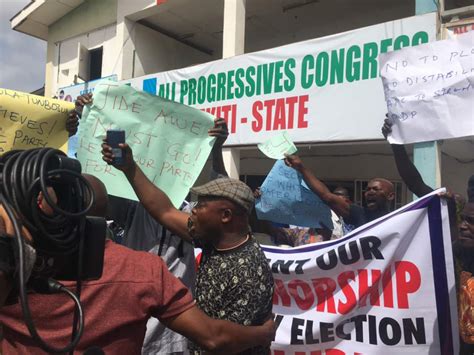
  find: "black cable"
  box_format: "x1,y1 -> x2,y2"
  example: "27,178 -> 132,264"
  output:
0,148 -> 94,353
69,218 -> 86,355
0,195 -> 83,353
0,149 -> 94,255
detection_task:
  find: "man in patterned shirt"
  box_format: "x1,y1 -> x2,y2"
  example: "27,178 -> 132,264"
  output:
102,143 -> 274,355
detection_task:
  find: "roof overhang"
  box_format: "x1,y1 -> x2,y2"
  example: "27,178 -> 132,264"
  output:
10,0 -> 84,40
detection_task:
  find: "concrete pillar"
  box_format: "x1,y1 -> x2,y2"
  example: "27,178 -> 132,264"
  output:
222,0 -> 246,178
44,41 -> 56,97
413,0 -> 441,191
223,148 -> 241,180
223,0 -> 246,58
114,17 -> 136,81
413,141 -> 442,188
416,0 -> 438,15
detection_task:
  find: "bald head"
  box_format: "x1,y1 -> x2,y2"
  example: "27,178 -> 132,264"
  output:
369,178 -> 394,193
364,178 -> 395,212
83,174 -> 108,218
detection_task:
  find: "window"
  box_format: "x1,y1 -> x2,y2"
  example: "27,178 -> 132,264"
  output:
89,47 -> 103,81
444,0 -> 474,10
77,44 -> 103,82
240,175 -> 266,192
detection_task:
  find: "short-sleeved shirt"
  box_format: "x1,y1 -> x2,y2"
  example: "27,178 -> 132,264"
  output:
191,236 -> 274,355
0,241 -> 194,355
109,198 -> 197,354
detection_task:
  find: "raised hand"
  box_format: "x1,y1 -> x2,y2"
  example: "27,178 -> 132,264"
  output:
209,118 -> 229,148
101,140 -> 136,174
284,154 -> 304,171
382,114 -> 393,140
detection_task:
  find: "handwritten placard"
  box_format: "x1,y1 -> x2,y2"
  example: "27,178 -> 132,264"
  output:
255,160 -> 333,229
380,31 -> 474,144
0,88 -> 72,153
77,81 -> 215,207
258,131 -> 297,159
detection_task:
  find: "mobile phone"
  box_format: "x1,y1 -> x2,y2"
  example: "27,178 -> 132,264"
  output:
106,130 -> 125,166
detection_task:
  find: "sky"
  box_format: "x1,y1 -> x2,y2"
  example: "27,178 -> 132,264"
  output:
0,0 -> 46,92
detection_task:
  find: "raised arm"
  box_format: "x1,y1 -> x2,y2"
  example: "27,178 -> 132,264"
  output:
284,154 -> 350,218
382,118 -> 433,197
209,118 -> 229,178
65,93 -> 93,137
102,143 -> 191,241
162,305 -> 275,354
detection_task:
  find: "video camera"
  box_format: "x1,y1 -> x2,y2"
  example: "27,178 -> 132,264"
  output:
0,147 -> 106,353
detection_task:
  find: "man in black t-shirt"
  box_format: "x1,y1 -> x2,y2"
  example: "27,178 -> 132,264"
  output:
344,178 -> 395,227
284,155 -> 395,229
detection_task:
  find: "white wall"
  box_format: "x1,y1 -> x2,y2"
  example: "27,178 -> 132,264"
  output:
51,24 -> 118,94
45,0 -> 117,96
131,22 -> 214,77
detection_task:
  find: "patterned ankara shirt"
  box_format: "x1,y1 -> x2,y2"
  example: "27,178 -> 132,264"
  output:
190,235 -> 274,354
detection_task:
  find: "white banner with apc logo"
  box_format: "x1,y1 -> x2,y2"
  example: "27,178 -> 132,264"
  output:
61,14 -> 436,146
262,190 -> 458,354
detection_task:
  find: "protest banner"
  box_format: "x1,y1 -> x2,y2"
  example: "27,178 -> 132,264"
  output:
262,190 -> 458,354
77,81 -> 215,207
256,160 -> 333,229
61,14 -> 436,146
0,88 -> 72,153
446,22 -> 474,39
380,31 -> 474,144
258,131 -> 297,159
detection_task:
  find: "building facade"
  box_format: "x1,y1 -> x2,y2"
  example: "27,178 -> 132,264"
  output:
11,0 -> 474,203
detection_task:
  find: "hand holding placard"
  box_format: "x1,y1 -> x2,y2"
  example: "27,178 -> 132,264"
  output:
255,160 -> 333,229
379,31 -> 474,144
77,81 -> 215,208
258,131 -> 297,159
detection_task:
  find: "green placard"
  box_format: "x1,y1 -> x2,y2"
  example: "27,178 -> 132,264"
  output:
258,131 -> 297,159
77,81 -> 215,207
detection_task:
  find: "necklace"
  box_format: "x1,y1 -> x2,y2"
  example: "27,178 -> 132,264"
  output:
215,234 -> 250,251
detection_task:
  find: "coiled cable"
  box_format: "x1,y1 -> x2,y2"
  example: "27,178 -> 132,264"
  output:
0,148 -> 95,353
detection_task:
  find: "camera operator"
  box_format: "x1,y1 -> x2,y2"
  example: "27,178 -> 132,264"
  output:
0,172 -> 275,354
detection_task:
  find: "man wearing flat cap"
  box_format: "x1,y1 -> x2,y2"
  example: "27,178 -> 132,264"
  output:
102,143 -> 274,355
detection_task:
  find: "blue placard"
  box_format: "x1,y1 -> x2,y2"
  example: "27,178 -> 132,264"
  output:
255,160 -> 333,229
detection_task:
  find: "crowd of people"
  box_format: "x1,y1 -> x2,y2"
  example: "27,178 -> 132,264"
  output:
0,92 -> 473,355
